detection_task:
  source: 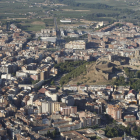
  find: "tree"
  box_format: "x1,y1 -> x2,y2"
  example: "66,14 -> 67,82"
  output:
32,80 -> 39,85
124,67 -> 130,77
47,130 -> 50,137
12,73 -> 15,77
77,82 -> 80,86
132,130 -> 139,138
112,128 -> 118,137
37,36 -> 41,41
136,70 -> 140,78
106,129 -> 114,138
51,80 -> 55,85
114,76 -> 126,86
52,130 -> 56,138
113,120 -> 116,124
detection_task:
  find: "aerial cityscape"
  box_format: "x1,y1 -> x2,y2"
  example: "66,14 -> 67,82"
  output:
1,0 -> 140,140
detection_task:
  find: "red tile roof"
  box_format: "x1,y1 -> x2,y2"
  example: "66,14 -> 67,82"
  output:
38,88 -> 47,94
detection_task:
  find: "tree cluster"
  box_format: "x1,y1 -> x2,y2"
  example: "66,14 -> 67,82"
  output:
32,80 -> 39,85
124,67 -> 135,78
45,130 -> 56,138
54,61 -> 87,74
113,76 -> 126,86
64,34 -> 87,43
52,0 -> 140,24
59,62 -> 89,86
16,23 -> 30,31
129,78 -> 140,91
105,123 -> 140,139
105,124 -> 130,138
53,0 -> 112,9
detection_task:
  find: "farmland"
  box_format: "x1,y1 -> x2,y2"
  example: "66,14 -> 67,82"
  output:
75,0 -> 140,10
1,0 -> 140,32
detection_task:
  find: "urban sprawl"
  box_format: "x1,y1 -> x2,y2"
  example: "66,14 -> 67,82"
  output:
0,21 -> 140,140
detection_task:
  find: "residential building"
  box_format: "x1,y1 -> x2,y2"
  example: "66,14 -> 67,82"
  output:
106,104 -> 122,120
60,106 -> 77,116
124,115 -> 136,122
65,40 -> 86,50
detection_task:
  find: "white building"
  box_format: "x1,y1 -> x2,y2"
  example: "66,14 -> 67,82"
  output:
60,19 -> 72,23
1,74 -> 11,79
125,90 -> 137,104
61,96 -> 74,106
65,40 -> 86,50
41,101 -> 53,114
45,90 -> 58,101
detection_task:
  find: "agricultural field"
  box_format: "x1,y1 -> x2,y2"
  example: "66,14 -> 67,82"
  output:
75,0 -> 140,10
20,22 -> 46,32
0,0 -> 50,20
51,0 -> 140,25
1,0 -> 140,32
0,0 -> 55,32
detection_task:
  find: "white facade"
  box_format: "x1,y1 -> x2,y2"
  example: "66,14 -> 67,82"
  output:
1,74 -> 11,79
41,101 -> 54,114
27,96 -> 34,106
95,21 -> 104,29
45,91 -> 58,101
61,96 -> 74,106
41,37 -> 57,43
60,20 -> 71,23
65,40 -> 86,50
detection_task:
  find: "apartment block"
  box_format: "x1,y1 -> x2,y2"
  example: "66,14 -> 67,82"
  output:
106,104 -> 122,120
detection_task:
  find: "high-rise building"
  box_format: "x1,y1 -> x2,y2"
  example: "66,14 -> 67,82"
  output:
40,71 -> 49,81
106,104 -> 122,120
41,101 -> 66,114
60,106 -> 77,116
41,101 -> 53,114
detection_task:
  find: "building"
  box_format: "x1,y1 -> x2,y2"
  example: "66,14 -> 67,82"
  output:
52,121 -> 69,128
80,116 -> 100,128
124,115 -> 136,122
135,50 -> 140,58
101,137 -> 137,140
60,19 -> 72,23
85,102 -> 102,114
16,71 -> 28,78
125,90 -> 137,104
95,21 -> 104,29
58,121 -> 81,132
38,127 -> 55,135
137,112 -> 140,120
40,71 -> 49,81
41,101 -> 54,114
41,101 -> 66,114
45,90 -> 58,101
0,64 -> 18,74
65,40 -> 86,50
106,104 -> 122,120
60,106 -> 77,116
61,96 -> 74,106
60,131 -> 89,140
112,91 -> 124,100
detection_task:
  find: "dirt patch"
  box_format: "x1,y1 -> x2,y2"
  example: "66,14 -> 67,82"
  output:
41,17 -> 53,19
4,18 -> 27,20
31,21 -> 45,25
75,10 -> 90,12
80,19 -> 96,24
68,63 -> 113,86
62,9 -> 90,12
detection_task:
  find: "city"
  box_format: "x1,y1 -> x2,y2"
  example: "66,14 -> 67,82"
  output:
1,0 -> 140,140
